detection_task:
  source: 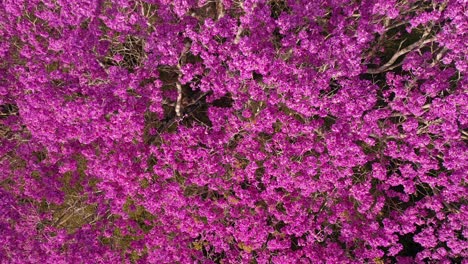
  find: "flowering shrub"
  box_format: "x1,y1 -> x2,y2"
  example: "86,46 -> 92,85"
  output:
1,0 -> 467,263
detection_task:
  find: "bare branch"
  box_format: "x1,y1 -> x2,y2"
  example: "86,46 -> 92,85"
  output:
367,33 -> 436,74
175,82 -> 182,117
431,47 -> 449,67
175,42 -> 192,117
216,0 -> 225,20
234,25 -> 243,44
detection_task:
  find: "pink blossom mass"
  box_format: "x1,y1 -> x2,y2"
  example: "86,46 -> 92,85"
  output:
0,0 -> 467,263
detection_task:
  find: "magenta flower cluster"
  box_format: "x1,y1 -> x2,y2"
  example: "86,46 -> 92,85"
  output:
1,0 -> 467,263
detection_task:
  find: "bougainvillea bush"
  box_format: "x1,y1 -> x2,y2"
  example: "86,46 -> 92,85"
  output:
1,0 -> 467,263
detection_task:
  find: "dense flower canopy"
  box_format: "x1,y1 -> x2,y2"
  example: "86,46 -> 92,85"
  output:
0,0 -> 467,263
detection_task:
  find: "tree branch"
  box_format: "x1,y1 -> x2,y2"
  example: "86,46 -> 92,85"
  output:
367,33 -> 436,74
